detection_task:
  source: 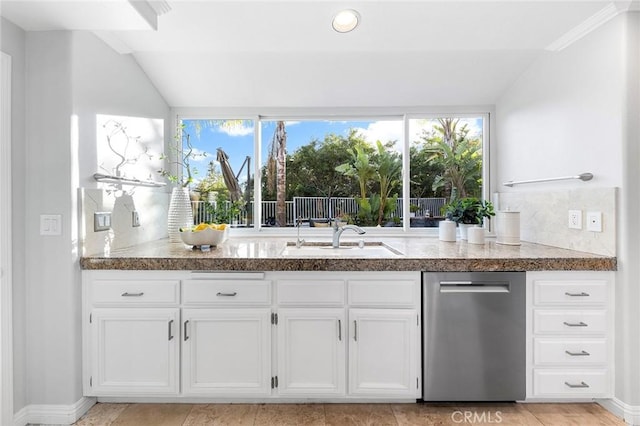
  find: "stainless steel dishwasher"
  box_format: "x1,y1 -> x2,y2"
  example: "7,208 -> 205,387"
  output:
423,272 -> 525,401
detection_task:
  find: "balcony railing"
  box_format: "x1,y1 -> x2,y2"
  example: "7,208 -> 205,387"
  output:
191,197 -> 447,227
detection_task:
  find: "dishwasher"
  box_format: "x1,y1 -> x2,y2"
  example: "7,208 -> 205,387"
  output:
423,272 -> 525,401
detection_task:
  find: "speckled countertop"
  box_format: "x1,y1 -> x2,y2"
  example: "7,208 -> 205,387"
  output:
79,237 -> 616,272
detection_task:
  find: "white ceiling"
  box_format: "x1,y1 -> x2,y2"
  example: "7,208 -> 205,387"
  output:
1,0 -> 635,107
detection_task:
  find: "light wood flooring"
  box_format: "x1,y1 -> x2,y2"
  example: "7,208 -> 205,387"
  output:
73,402 -> 625,426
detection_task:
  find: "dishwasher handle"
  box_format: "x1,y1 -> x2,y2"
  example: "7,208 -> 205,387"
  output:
439,281 -> 510,293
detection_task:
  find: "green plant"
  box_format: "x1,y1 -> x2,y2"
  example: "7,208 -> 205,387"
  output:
204,192 -> 244,224
443,197 -> 495,225
410,204 -> 420,213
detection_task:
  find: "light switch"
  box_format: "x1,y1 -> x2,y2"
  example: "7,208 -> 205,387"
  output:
40,214 -> 62,236
94,212 -> 112,232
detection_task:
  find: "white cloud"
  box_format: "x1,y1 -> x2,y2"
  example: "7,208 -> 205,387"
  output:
409,118 -> 483,142
190,148 -> 213,164
353,121 -> 404,150
216,122 -> 254,137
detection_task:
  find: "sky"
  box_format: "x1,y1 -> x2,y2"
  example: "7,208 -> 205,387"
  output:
183,117 -> 483,187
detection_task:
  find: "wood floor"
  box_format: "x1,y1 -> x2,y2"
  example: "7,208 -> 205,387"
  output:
73,402 -> 625,426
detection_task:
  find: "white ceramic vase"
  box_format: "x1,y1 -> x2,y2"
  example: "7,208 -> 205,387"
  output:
438,220 -> 457,242
168,187 -> 193,242
467,226 -> 486,245
458,223 -> 474,240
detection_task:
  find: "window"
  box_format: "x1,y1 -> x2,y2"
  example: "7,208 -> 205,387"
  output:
179,114 -> 487,231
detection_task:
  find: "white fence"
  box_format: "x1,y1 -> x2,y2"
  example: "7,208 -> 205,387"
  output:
191,197 -> 446,226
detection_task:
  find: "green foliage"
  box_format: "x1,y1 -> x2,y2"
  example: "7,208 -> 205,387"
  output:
203,192 -> 244,224
417,118 -> 482,199
443,197 -> 495,225
196,161 -> 226,196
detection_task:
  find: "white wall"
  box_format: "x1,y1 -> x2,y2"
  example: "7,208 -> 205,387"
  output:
18,29 -> 170,410
1,16 -> 28,415
496,12 -> 640,408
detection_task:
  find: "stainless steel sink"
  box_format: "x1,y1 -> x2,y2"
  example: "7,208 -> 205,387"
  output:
280,241 -> 403,257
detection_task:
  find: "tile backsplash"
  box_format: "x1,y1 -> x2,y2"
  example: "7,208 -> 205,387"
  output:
80,187 -> 170,255
496,187 -> 616,256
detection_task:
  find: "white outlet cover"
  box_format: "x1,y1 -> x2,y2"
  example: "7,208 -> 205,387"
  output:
586,211 -> 602,232
568,210 -> 582,229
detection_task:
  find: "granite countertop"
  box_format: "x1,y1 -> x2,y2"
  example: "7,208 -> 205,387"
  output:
79,237 -> 616,272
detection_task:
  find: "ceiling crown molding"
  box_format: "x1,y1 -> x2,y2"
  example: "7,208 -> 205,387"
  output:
545,1 -> 632,51
128,0 -> 172,30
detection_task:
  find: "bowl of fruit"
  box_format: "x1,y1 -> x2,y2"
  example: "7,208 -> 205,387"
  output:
179,223 -> 228,247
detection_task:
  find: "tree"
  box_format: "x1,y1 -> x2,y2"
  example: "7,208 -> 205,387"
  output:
419,118 -> 482,199
266,121 -> 287,226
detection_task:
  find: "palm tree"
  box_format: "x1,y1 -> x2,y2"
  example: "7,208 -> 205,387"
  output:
424,118 -> 482,198
267,121 -> 287,226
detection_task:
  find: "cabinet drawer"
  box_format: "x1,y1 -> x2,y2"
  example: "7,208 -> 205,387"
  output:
534,338 -> 607,365
533,310 -> 607,334
533,369 -> 609,397
277,280 -> 345,306
182,280 -> 271,306
90,280 -> 179,306
348,280 -> 417,307
533,280 -> 607,305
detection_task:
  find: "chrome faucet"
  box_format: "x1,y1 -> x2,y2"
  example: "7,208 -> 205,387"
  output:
332,221 -> 365,248
296,217 -> 305,248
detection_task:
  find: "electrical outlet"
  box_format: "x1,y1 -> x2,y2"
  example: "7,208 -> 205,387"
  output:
132,211 -> 140,227
94,212 -> 111,232
568,210 -> 582,229
586,211 -> 602,232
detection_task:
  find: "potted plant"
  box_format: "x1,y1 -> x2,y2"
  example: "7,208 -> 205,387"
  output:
409,204 -> 420,218
442,197 -> 495,240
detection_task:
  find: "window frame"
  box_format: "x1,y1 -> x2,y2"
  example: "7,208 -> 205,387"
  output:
173,108 -> 492,237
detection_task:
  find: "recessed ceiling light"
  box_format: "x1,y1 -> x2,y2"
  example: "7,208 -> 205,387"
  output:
332,9 -> 360,33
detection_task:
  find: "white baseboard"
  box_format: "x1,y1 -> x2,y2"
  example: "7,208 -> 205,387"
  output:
13,397 -> 96,426
598,398 -> 640,425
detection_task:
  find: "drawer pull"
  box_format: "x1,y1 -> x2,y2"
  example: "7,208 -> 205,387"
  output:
565,291 -> 590,297
184,320 -> 190,341
354,320 -> 358,341
565,350 -> 590,356
563,321 -> 588,327
216,292 -> 238,297
338,319 -> 342,341
168,320 -> 174,341
565,381 -> 590,389
121,292 -> 144,297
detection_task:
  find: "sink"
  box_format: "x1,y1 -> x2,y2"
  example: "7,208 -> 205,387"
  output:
281,241 -> 403,257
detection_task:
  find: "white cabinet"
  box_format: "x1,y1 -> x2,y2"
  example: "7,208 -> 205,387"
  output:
83,271 -> 183,397
276,308 -> 346,396
88,308 -> 179,396
83,270 -> 421,401
348,308 -> 418,397
527,271 -> 614,399
181,308 -> 272,396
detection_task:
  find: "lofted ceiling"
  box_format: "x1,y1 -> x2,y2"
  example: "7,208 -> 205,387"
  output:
0,0 -> 635,107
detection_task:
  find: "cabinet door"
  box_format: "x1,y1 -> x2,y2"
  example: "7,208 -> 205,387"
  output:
277,308 -> 346,396
182,308 -> 272,396
348,309 -> 418,397
89,308 -> 179,396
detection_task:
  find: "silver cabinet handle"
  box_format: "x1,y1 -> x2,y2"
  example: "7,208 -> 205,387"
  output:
565,292 -> 590,297
565,350 -> 590,356
565,381 -> 590,388
216,292 -> 237,297
338,319 -> 342,341
121,292 -> 144,297
168,320 -> 174,341
563,321 -> 588,327
184,320 -> 190,341
353,320 -> 357,341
